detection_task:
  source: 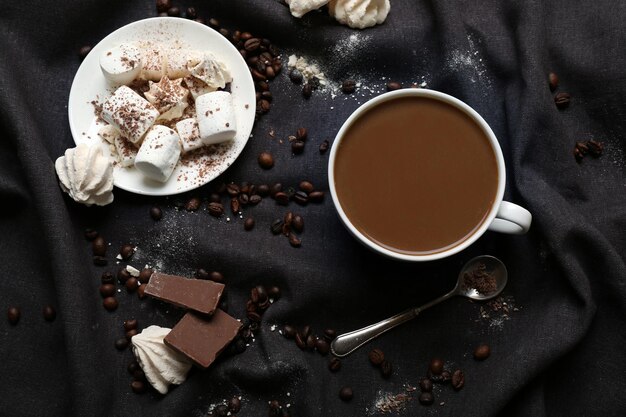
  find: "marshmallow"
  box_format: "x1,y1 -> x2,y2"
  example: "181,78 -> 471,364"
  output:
138,41 -> 167,81
175,118 -> 203,153
134,125 -> 182,182
101,85 -> 159,144
99,43 -> 143,85
187,52 -> 232,90
183,75 -> 216,100
55,144 -> 114,206
144,77 -> 189,121
328,0 -> 391,29
285,0 -> 330,17
195,91 -> 237,146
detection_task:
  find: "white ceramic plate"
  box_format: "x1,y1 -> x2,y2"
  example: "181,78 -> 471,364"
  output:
68,17 -> 256,196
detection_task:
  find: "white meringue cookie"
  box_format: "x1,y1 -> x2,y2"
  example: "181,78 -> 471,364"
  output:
285,0 -> 330,18
101,86 -> 160,145
99,43 -> 143,85
144,77 -> 189,121
328,0 -> 390,29
164,46 -> 192,79
134,125 -> 182,182
131,326 -> 192,395
54,144 -> 114,206
183,75 -> 217,100
195,91 -> 237,146
186,51 -> 232,90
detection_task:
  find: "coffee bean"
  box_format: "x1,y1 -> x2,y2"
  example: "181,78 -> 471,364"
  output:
305,334 -> 316,350
130,380 -> 145,394
257,184 -> 270,197
93,256 -> 107,266
319,140 -> 329,154
342,79 -> 356,94
186,6 -> 198,19
41,305 -> 56,321
150,206 -> 162,220
78,45 -> 92,60
297,182 -> 313,194
117,268 -> 131,284
258,99 -> 271,113
548,72 -> 559,91
244,217 -> 255,231
274,192 -> 289,206
101,272 -> 115,285
208,202 -> 224,217
323,328 -> 337,341
267,286 -> 281,299
156,0 -> 171,13
282,324 -> 297,339
451,369 -> 465,390
119,244 -> 134,260
441,369 -> 452,383
295,332 -> 307,350
226,183 -> 240,196
185,197 -> 201,211
288,233 -> 302,248
292,215 -> 304,233
339,386 -> 353,401
381,360 -> 393,378
84,228 -> 98,241
308,190 -> 325,203
103,297 -> 118,311
115,337 -> 129,350
296,127 -> 308,141
139,268 -> 153,284
293,191 -> 308,205
124,319 -> 138,331
238,193 -> 250,206
137,284 -> 146,299
265,66 -> 276,80
167,6 -> 180,17
194,17 -> 205,24
429,358 -> 444,375
289,69 -> 303,84
126,329 -> 139,340
230,197 -> 241,215
128,361 -> 140,375
473,344 -> 491,360
419,377 -> 433,392
292,140 -> 305,154
92,236 -> 107,256
125,277 -> 138,293
302,83 -> 313,98
386,81 -> 402,91
7,307 -> 20,325
258,152 -> 274,169
209,271 -> 225,283
244,38 -> 261,52
100,284 -> 116,297
368,348 -> 385,366
271,219 -> 284,235
555,92 -> 571,109
419,392 -> 434,405
270,183 -> 283,197
315,338 -> 330,355
226,396 -> 241,413
329,357 -> 342,372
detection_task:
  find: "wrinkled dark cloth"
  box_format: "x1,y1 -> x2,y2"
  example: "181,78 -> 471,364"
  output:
1,1 -> 625,416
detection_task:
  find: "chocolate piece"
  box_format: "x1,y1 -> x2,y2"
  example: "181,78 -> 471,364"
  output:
164,310 -> 242,368
145,272 -> 224,315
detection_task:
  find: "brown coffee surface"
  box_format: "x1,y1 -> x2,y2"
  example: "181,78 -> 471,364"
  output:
334,96 -> 499,255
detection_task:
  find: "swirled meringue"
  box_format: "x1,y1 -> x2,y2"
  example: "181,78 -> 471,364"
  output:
131,326 -> 192,395
54,143 -> 114,206
328,0 -> 391,29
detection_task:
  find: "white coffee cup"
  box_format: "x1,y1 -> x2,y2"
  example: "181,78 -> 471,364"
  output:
328,89 -> 532,262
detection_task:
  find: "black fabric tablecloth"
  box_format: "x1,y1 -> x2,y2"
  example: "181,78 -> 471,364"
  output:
1,1 -> 625,416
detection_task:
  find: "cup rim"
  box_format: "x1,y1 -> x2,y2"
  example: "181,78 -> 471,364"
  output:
328,89 -> 506,262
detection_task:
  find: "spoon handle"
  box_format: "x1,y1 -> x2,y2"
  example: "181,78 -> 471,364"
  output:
330,291 -> 457,357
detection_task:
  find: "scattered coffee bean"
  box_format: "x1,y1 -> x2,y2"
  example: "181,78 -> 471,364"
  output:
7,306 -> 20,325
300,325 -> 311,338
308,190 -> 325,203
137,284 -> 146,299
130,380 -> 146,394
150,206 -> 162,221
92,236 -> 107,256
226,183 -> 240,196
274,192 -> 289,205
128,361 -> 140,375
249,194 -> 262,205
291,215 -> 304,233
167,6 -> 180,16
230,197 -> 241,214
299,180 -> 314,193
429,358 -> 444,375
293,191 -> 309,205
315,338 -> 330,355
208,17 -> 220,28
555,92 -> 571,109
228,396 -> 241,413
451,369 -> 465,390
270,183 -> 283,197
101,272 -> 115,285
103,297 -> 118,311
319,139 -> 329,154
257,184 -> 270,196
339,386 -> 353,401
119,244 -> 134,260
126,329 -> 138,340
258,99 -> 271,113
381,360 -> 393,378
296,127 -> 308,141
84,228 -> 98,241
115,337 -> 129,350
305,334 -> 316,350
282,324 -> 297,339
271,219 -> 284,235
185,6 -> 198,19
302,83 -> 313,98
342,79 -> 357,94
258,151 -> 274,169
100,284 -> 116,298
43,305 -> 56,322
323,328 -> 337,341
368,348 -> 385,366
587,139 -> 604,157
386,81 -> 402,91
78,45 -> 92,60
329,357 -> 342,372
208,202 -> 224,217
156,0 -> 171,13
295,332 -> 307,349
244,217 -> 255,231
124,319 -> 138,331
419,392 -> 434,405
473,343 -> 491,360
288,233 -> 302,248
125,277 -> 139,293
268,286 -> 281,299
117,268 -> 131,284
238,193 -> 250,206
289,69 -> 303,84
209,271 -> 225,283
93,256 -> 107,266
139,268 -> 153,284
185,197 -> 201,211
194,268 -> 210,280
419,377 -> 433,392
548,72 -> 559,91
289,139 -> 305,155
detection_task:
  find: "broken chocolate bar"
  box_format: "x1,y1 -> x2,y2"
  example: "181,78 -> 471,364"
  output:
145,272 -> 224,315
164,309 -> 242,368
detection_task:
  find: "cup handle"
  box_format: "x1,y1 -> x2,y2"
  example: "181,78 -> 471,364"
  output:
488,201 -> 532,234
